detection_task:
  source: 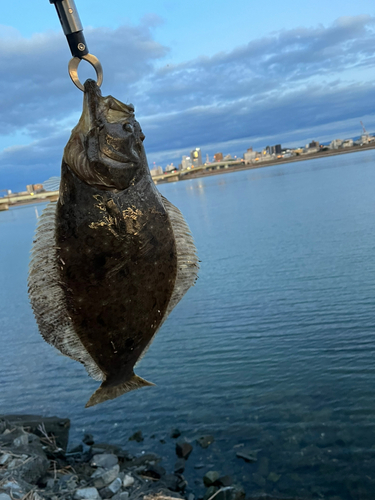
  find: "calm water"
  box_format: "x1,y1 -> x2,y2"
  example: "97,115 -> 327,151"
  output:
1,151 -> 375,499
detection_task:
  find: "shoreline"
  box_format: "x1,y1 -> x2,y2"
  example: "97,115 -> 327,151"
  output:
1,143 -> 375,211
155,142 -> 375,184
0,415 -> 296,500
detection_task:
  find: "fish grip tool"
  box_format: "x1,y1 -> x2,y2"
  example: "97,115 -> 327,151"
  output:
50,0 -> 103,91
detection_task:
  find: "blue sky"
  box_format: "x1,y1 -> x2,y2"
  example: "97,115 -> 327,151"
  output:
1,0 -> 375,191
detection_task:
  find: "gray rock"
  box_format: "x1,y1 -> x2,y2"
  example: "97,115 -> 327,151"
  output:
13,434 -> 29,448
0,415 -> 70,451
203,471 -> 220,487
74,487 -> 100,500
128,431 -> 143,442
163,474 -> 187,492
176,441 -> 193,459
196,436 -> 215,449
122,475 -> 135,488
58,474 -> 78,492
83,434 -> 95,446
7,458 -> 24,469
131,453 -> 161,467
143,464 -> 166,479
92,465 -> 120,489
217,475 -> 232,487
235,451 -> 257,463
0,453 -> 10,465
99,477 -> 122,498
174,458 -> 186,473
91,454 -> 118,469
10,453 -> 49,485
119,494 -> 129,500
214,487 -> 245,500
0,479 -> 33,500
0,495 -> 12,500
112,493 -> 129,500
203,486 -> 218,500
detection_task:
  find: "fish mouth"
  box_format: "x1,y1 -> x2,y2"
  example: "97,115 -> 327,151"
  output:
84,80 -> 142,165
63,80 -> 146,190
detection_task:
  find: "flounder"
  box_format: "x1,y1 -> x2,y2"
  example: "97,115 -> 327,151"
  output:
28,79 -> 198,407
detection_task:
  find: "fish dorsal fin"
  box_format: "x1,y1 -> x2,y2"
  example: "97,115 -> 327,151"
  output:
43,176 -> 61,192
161,195 -> 199,318
28,202 -> 104,382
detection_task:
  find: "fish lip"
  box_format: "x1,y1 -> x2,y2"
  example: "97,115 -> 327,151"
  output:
84,79 -> 103,127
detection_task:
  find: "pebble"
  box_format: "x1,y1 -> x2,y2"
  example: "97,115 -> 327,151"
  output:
196,435 -> 215,449
128,431 -> 143,442
92,465 -> 120,489
215,486 -> 245,500
203,485 -> 218,500
203,471 -> 220,487
143,464 -> 166,479
74,487 -> 100,500
217,475 -> 233,487
13,434 -> 28,448
170,428 -> 181,439
176,441 -> 193,459
0,453 -> 10,465
83,434 -> 95,446
90,454 -> 118,469
122,474 -> 135,488
235,451 -> 257,463
99,477 -> 122,498
174,458 -> 186,473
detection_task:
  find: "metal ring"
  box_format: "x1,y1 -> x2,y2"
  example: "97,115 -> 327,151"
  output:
68,53 -> 103,91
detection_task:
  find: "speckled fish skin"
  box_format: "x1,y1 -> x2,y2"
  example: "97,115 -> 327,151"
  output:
28,80 -> 198,407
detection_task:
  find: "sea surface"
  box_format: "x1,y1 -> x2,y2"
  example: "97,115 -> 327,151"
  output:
1,150 -> 375,499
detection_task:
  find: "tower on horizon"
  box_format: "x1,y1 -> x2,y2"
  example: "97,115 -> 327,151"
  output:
190,148 -> 203,167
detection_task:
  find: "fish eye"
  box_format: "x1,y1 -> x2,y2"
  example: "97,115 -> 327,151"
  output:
123,123 -> 134,133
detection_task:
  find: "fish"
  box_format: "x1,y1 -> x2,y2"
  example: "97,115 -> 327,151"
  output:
28,79 -> 199,408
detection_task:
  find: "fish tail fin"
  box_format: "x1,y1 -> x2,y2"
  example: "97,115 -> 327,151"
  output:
85,375 -> 155,408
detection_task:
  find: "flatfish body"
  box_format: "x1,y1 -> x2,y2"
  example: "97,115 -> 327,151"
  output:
28,80 -> 198,407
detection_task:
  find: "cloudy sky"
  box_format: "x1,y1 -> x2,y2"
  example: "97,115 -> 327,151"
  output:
1,0 -> 375,191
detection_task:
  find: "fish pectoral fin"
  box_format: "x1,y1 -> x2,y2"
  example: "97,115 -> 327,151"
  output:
85,374 -> 155,408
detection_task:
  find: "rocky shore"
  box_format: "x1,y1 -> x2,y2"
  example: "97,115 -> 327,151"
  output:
0,416 -> 300,500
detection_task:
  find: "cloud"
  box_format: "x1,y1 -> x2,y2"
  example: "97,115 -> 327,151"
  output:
0,18 -> 168,136
2,15 -> 375,190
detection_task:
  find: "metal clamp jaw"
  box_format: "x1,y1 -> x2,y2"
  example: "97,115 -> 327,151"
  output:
50,0 -> 103,91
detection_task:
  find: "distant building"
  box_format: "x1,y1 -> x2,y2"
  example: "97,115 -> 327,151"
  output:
330,139 -> 343,149
26,184 -> 44,194
214,152 -> 223,162
190,148 -> 203,167
181,155 -> 193,170
309,140 -> 319,149
244,148 -> 257,162
342,139 -> 353,148
274,144 -> 282,155
165,163 -> 177,173
150,166 -> 164,177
